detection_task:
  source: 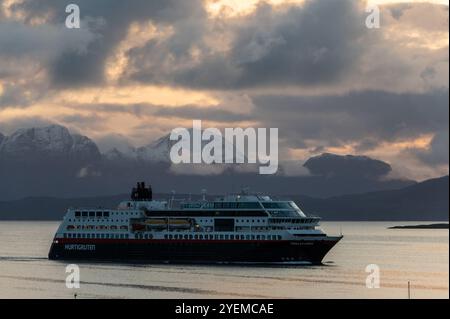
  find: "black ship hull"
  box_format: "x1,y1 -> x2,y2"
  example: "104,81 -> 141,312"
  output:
48,237 -> 342,265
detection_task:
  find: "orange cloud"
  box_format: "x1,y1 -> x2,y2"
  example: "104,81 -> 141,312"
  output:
288,134 -> 434,161
55,85 -> 219,107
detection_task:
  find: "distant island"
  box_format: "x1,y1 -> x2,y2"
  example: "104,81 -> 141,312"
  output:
389,223 -> 449,229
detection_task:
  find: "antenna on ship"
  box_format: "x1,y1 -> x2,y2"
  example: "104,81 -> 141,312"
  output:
170,190 -> 176,208
201,189 -> 207,201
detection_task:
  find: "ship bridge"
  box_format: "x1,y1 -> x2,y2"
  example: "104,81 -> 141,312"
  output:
180,194 -> 308,218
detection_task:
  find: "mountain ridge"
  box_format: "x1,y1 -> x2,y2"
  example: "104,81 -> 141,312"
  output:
0,125 -> 101,162
0,124 -> 419,200
0,175 -> 447,221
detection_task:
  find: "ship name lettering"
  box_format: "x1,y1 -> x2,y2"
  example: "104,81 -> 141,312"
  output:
64,244 -> 96,251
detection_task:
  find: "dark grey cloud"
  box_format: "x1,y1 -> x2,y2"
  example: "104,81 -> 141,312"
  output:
388,3 -> 413,20
154,106 -> 252,123
0,116 -> 54,135
227,0 -> 366,88
65,102 -> 252,123
0,83 -> 30,107
0,16 -> 97,98
124,1 -> 448,93
0,0 -> 447,179
408,130 -> 449,166
252,89 -> 449,150
7,0 -> 206,87
58,113 -> 106,130
2,0 -> 447,92
353,138 -> 380,152
71,89 -> 448,168
303,153 -> 392,179
94,133 -> 135,153
0,79 -> 52,109
128,0 -> 368,90
0,20 -> 95,58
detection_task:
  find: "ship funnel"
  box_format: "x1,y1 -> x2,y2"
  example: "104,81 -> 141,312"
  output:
131,181 -> 152,201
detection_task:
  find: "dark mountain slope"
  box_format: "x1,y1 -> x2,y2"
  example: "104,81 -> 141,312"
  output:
0,176 -> 447,221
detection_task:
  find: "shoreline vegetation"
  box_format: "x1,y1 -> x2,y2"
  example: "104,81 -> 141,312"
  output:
389,223 -> 449,229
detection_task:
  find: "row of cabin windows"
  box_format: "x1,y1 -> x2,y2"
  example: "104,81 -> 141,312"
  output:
269,226 -> 313,230
67,225 -> 128,230
183,202 -> 262,209
270,218 -> 314,224
212,202 -> 262,209
138,218 -> 302,224
237,219 -> 264,223
163,234 -> 282,240
64,233 -> 129,239
75,211 -> 109,218
135,234 -> 154,239
133,226 -> 296,232
262,202 -> 293,209
267,211 -> 302,217
139,219 -> 266,224
197,218 -> 307,224
74,211 -> 140,218
236,226 -> 271,231
67,219 -> 127,223
197,219 -> 265,223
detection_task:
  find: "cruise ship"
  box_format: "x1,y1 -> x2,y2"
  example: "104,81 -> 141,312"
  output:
48,182 -> 342,264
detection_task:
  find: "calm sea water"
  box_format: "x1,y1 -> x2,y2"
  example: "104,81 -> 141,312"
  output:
0,221 -> 447,299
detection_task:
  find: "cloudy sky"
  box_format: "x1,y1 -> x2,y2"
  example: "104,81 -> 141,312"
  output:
0,0 -> 448,180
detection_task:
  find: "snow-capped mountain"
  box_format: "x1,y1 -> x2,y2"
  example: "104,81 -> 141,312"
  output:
136,134 -> 174,162
104,128 -> 247,164
104,138 -> 171,162
105,134 -> 173,163
0,125 -> 242,164
0,125 -> 101,161
0,124 -> 416,200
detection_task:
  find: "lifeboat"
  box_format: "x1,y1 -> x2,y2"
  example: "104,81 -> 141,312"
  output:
66,225 -> 75,230
168,219 -> 191,228
145,219 -> 167,229
145,219 -> 167,225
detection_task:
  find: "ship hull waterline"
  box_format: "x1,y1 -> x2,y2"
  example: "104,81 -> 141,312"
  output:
48,236 -> 342,265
